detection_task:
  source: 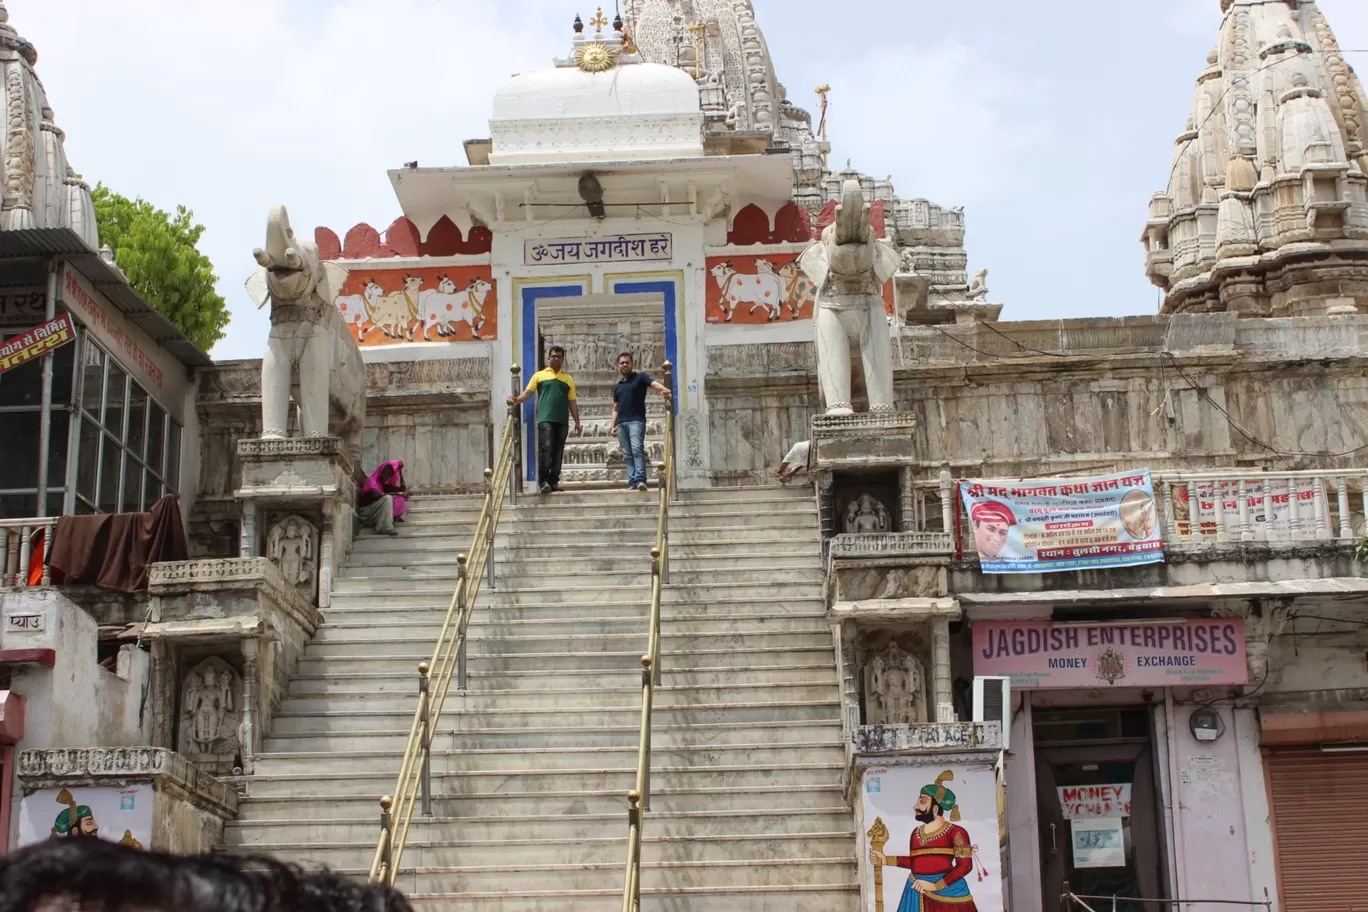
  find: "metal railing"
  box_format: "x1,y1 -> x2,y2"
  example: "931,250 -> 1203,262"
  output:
1,518 -> 56,588
1061,883 -> 1273,912
368,366 -> 523,887
621,362 -> 676,912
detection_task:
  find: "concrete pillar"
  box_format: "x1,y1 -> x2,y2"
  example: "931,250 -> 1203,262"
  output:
240,639 -> 260,775
319,502 -> 335,611
240,499 -> 258,558
931,617 -> 953,722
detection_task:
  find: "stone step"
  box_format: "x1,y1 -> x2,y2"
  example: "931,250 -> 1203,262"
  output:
387,856 -> 854,894
311,615 -> 829,643
276,680 -> 839,714
402,884 -> 858,912
235,782 -> 845,821
321,598 -> 826,623
268,699 -> 840,734
412,486 -> 808,505
328,579 -> 821,603
228,831 -> 854,870
286,663 -> 837,695
223,806 -> 853,846
404,504 -> 816,525
292,645 -> 833,676
250,740 -> 844,776
349,535 -> 819,556
261,719 -> 843,753
340,552 -> 819,573
243,761 -> 843,798
338,565 -> 823,584
304,629 -> 833,656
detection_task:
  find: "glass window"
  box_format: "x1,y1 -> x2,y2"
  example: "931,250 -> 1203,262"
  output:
51,341 -> 76,405
0,411 -> 41,490
77,417 -> 100,503
146,403 -> 166,476
165,421 -> 181,493
143,468 -> 162,510
121,455 -> 142,513
0,492 -> 36,518
47,409 -> 69,485
127,384 -> 147,461
80,342 -> 105,416
0,354 -> 42,408
98,434 -> 121,514
104,364 -> 126,436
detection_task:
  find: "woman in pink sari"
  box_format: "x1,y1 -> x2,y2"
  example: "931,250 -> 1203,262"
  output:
359,460 -> 407,534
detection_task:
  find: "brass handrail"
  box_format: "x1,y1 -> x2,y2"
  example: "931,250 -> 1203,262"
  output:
621,362 -> 675,912
368,366 -> 524,886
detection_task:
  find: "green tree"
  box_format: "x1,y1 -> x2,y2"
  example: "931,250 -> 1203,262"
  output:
91,184 -> 229,352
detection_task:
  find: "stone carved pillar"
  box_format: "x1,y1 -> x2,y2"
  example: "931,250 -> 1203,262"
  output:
319,506 -> 335,611
931,617 -> 954,722
240,499 -> 257,558
900,466 -> 916,532
239,639 -> 260,775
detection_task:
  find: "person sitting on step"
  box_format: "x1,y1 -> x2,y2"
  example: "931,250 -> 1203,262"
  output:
359,459 -> 407,535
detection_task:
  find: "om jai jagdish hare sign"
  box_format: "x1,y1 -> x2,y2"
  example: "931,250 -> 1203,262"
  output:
524,233 -> 671,266
958,470 -> 1164,573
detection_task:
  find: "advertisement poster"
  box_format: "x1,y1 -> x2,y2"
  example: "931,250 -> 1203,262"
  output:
18,785 -> 153,849
1058,784 -> 1132,819
1070,817 -> 1126,868
1168,479 -> 1319,540
974,619 -> 1248,689
959,471 -> 1165,574
0,313 -> 76,376
862,765 -> 1004,912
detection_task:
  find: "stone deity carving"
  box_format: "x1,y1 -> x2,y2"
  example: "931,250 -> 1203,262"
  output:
845,494 -> 892,534
177,657 -> 243,761
865,643 -> 928,725
267,514 -> 318,599
246,205 -> 366,465
966,268 -> 989,300
799,179 -> 901,414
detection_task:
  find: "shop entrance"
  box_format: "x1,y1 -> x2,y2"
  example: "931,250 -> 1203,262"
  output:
1034,706 -> 1167,912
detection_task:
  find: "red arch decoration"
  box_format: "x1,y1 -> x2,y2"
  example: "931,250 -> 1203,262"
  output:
462,225 -> 493,254
727,203 -> 772,246
384,217 -> 422,257
315,227 -> 342,261
813,200 -> 838,234
420,216 -> 463,257
870,200 -> 887,239
772,201 -> 813,243
342,223 -> 384,259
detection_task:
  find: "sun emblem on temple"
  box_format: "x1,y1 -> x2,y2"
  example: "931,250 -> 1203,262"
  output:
1095,647 -> 1127,685
575,42 -> 618,72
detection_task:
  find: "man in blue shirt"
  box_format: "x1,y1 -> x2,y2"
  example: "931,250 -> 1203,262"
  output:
610,352 -> 672,491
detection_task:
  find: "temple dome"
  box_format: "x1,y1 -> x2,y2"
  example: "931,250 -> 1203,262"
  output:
0,0 -> 97,245
1142,0 -> 1368,317
488,43 -> 704,164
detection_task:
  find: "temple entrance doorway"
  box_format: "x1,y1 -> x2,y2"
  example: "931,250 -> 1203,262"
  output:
1033,706 -> 1167,912
530,292 -> 670,489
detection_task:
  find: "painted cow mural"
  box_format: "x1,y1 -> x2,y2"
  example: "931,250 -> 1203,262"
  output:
704,253 -> 894,324
332,267 -> 498,345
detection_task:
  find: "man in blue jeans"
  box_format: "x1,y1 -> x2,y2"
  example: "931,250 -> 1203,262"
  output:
610,352 -> 672,491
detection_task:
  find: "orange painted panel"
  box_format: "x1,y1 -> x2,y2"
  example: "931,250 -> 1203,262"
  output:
333,266 -> 497,346
704,254 -> 893,324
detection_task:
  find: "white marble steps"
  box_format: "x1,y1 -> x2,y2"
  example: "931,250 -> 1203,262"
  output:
226,485 -> 851,912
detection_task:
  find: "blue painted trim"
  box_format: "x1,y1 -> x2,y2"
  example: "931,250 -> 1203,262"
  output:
608,280 -> 679,415
520,284 -> 585,481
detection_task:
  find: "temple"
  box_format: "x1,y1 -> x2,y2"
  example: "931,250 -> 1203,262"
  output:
1,1 -> 1368,911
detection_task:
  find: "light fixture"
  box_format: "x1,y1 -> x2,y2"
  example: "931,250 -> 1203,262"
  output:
1189,706 -> 1223,742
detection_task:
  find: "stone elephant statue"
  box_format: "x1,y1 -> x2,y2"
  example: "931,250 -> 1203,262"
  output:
245,205 -> 365,465
799,179 -> 901,414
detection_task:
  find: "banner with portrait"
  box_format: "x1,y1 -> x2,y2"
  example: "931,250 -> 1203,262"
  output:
959,470 -> 1165,574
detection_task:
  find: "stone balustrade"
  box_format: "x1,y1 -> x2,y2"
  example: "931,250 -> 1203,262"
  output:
0,517 -> 56,588
1152,469 -> 1367,544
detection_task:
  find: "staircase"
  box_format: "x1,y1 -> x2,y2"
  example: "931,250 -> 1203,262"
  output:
223,485 -> 857,911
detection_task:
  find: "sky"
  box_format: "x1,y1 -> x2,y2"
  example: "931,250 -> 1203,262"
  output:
11,0 -> 1368,360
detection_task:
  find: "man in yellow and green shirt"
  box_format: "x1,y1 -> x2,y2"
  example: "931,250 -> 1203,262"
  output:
508,345 -> 582,493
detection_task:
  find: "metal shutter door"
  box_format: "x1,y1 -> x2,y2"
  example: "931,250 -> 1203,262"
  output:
1267,748 -> 1368,912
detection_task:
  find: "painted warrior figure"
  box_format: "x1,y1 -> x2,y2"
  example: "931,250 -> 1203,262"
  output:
869,771 -> 979,912
799,178 -> 901,414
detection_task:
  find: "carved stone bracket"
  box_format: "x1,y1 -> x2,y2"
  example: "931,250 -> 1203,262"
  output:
830,532 -> 954,559
813,411 -> 919,467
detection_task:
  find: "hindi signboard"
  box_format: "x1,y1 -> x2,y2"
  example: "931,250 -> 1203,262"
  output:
974,619 -> 1248,689
0,313 -> 76,376
0,287 -> 48,329
524,233 -> 672,266
959,470 -> 1164,573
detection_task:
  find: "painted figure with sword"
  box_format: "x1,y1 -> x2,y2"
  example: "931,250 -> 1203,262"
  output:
868,771 -> 981,912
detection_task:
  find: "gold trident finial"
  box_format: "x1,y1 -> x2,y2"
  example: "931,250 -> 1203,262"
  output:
590,7 -> 609,34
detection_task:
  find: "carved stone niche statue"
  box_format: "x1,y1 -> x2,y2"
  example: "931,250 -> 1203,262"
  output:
799,178 -> 901,415
267,514 -> 318,602
865,642 -> 928,725
845,493 -> 892,534
177,657 -> 244,770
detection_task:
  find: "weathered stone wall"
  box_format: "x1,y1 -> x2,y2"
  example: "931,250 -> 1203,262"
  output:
705,314 -> 1368,482
192,358 -> 492,556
